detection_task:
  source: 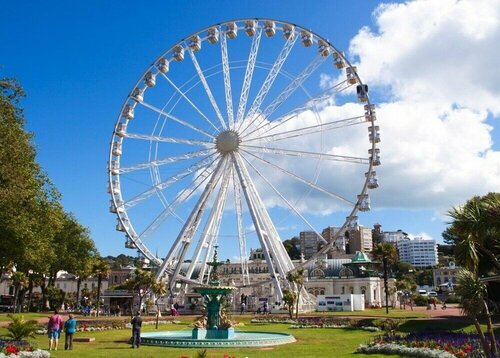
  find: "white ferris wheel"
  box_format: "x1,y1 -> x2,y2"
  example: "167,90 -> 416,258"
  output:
108,19 -> 380,300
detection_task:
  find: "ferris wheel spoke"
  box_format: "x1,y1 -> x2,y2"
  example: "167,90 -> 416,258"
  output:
240,148 -> 356,206
235,28 -> 263,126
220,31 -> 234,128
238,33 -> 299,132
243,115 -> 366,144
232,166 -> 250,285
139,101 -> 216,140
242,79 -> 351,139
188,49 -> 227,130
118,148 -> 215,174
240,54 -> 327,137
241,144 -> 369,165
159,73 -> 220,133
138,156 -> 224,243
239,153 -> 328,244
185,163 -> 232,281
123,153 -> 219,209
125,132 -> 214,148
157,156 -> 228,282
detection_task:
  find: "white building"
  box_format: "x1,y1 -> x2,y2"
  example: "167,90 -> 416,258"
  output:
398,237 -> 438,267
382,229 -> 407,246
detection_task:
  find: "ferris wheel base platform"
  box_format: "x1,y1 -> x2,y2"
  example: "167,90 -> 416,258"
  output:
140,330 -> 295,348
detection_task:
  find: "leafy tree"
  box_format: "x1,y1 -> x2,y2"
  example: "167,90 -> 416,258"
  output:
372,243 -> 398,314
92,257 -> 111,317
456,269 -> 498,357
125,268 -> 156,316
283,237 -> 301,260
447,193 -> 500,275
416,269 -> 434,286
282,289 -> 296,319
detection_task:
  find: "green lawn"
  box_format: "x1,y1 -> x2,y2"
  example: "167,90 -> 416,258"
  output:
0,312 -> 51,321
0,313 -> 477,358
3,324 -> 396,358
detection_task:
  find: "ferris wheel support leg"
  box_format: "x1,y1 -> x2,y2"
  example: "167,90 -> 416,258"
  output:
231,153 -> 287,301
235,153 -> 295,277
185,165 -> 232,281
156,157 -> 227,286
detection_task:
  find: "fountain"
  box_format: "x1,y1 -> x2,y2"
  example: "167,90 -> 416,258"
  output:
140,246 -> 296,348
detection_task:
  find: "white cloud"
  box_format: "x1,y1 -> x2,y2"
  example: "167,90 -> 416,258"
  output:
347,0 -> 500,209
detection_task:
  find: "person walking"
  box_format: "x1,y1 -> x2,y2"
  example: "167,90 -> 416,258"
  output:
240,301 -> 245,314
47,309 -> 63,351
131,311 -> 143,348
64,314 -> 77,350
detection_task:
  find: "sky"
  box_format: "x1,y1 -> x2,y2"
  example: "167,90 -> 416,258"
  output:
1,0 -> 499,260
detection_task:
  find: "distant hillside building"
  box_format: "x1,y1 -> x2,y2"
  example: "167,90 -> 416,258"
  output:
398,237 -> 438,267
322,225 -> 373,256
382,229 -> 408,245
299,231 -> 321,260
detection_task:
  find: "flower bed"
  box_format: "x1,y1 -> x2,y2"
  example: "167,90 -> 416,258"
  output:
357,343 -> 456,358
0,339 -> 50,358
250,316 -> 380,331
360,332 -> 500,357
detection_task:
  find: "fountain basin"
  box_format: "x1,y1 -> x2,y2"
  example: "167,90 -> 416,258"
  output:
141,330 -> 296,348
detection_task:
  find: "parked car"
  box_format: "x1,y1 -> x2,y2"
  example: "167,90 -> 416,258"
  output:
428,291 -> 438,297
418,289 -> 428,296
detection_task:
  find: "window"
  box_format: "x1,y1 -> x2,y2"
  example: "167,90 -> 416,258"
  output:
341,286 -> 345,294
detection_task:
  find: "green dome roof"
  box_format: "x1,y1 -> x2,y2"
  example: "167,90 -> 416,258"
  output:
351,251 -> 371,263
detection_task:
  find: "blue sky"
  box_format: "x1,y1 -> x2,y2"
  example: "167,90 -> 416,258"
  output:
2,0 -> 499,259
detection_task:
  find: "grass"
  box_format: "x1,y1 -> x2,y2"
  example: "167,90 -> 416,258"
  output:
0,312 -> 52,321
0,313 -> 478,358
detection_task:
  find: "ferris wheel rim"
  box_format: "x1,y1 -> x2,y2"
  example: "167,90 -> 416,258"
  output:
108,18 -> 378,284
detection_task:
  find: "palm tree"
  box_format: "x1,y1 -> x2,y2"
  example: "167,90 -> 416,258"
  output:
92,258 -> 111,317
11,271 -> 28,313
151,278 -> 168,329
448,194 -> 500,273
5,314 -> 39,340
287,268 -> 305,319
372,243 -> 398,314
455,269 -> 498,357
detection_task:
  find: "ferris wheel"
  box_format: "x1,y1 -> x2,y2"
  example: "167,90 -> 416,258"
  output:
108,19 -> 379,300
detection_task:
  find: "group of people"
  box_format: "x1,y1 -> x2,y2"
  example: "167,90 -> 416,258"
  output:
47,309 -> 77,351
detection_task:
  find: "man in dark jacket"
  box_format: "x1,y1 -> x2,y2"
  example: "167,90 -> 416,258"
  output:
131,311 -> 143,348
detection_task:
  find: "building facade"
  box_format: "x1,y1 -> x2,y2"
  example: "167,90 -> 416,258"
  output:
299,231 -> 321,260
433,262 -> 458,290
398,237 -> 438,267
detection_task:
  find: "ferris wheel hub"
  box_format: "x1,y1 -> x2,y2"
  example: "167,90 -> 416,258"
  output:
216,130 -> 240,153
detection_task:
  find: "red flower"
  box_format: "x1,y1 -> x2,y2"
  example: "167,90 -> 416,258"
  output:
6,345 -> 19,354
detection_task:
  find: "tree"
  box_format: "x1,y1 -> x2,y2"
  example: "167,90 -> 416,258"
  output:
283,237 -> 301,260
372,243 -> 398,314
287,268 -> 305,319
125,269 -> 156,316
282,289 -> 296,319
5,314 -> 39,340
151,278 -> 168,329
92,258 -> 111,317
447,193 -> 500,275
11,271 -> 28,313
456,269 -> 498,357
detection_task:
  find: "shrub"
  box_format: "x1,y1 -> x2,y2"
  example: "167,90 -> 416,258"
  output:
5,315 -> 40,341
413,295 -> 429,306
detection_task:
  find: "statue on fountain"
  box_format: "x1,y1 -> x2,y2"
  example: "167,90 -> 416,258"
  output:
192,246 -> 236,339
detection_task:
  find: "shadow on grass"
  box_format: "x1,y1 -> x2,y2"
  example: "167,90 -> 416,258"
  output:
400,319 -> 472,333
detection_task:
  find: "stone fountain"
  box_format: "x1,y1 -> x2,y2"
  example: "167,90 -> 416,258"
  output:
140,246 -> 295,348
